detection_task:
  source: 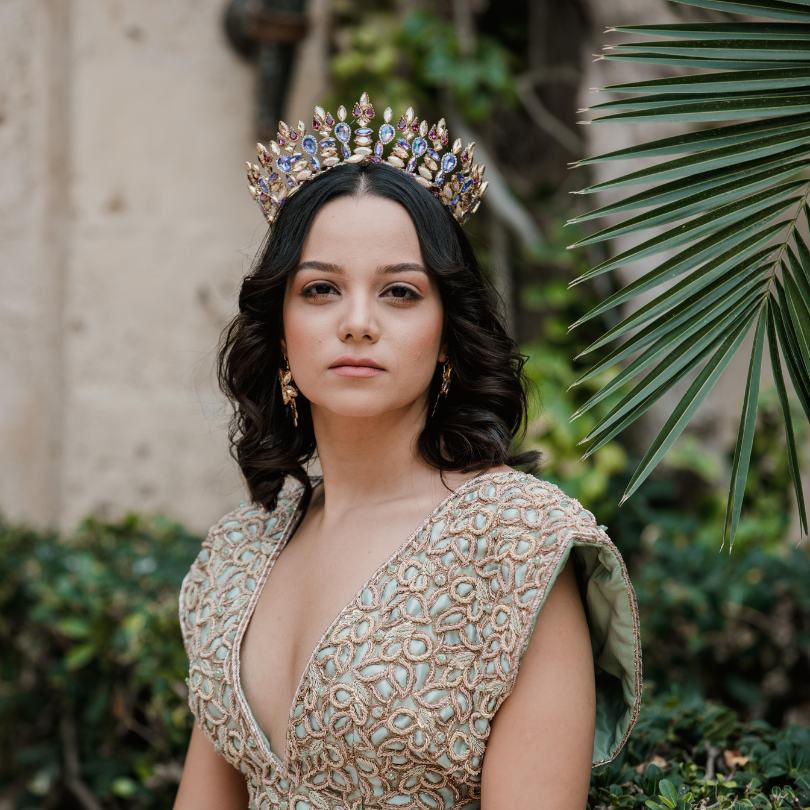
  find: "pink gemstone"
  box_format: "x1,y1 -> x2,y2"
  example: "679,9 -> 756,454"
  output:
278,136 -> 286,146
397,116 -> 406,130
290,131 -> 298,141
411,119 -> 419,133
325,113 -> 334,126
353,103 -> 361,117
312,118 -> 321,129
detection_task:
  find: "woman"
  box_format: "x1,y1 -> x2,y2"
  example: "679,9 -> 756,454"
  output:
174,92 -> 642,810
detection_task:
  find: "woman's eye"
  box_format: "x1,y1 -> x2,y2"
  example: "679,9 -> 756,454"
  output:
302,282 -> 335,299
301,283 -> 420,302
385,284 -> 421,302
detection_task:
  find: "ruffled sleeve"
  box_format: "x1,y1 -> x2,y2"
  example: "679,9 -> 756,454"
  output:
501,482 -> 643,767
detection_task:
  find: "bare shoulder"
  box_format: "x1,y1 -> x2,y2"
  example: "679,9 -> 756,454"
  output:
480,552 -> 595,808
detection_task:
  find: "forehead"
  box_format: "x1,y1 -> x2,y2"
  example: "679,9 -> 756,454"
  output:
299,194 -> 422,267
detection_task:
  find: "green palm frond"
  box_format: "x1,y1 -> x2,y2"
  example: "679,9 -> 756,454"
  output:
567,0 -> 810,549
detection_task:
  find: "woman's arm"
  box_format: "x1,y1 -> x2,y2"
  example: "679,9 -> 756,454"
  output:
480,554 -> 596,809
173,722 -> 250,810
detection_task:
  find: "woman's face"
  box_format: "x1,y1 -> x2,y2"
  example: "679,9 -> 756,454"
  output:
281,193 -> 446,421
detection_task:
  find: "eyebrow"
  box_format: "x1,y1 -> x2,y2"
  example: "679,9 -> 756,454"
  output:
293,260 -> 428,276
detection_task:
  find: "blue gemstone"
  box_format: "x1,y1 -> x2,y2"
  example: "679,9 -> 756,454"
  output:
379,123 -> 395,144
356,127 -> 373,136
308,156 -> 321,171
461,178 -> 474,192
374,142 -> 384,157
406,157 -> 417,172
434,171 -> 444,186
451,195 -> 460,206
335,122 -> 351,143
341,143 -> 351,158
302,135 -> 317,154
411,137 -> 427,157
441,153 -> 457,173
319,137 -> 336,148
277,156 -> 293,172
257,177 -> 269,193
427,148 -> 440,162
396,138 -> 411,152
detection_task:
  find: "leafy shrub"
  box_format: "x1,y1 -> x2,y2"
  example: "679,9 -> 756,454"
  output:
591,686 -> 810,809
634,531 -> 810,728
0,512 -> 199,808
1,511 -> 807,808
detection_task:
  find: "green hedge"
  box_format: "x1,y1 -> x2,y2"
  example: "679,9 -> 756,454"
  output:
1,511 -> 807,808
634,536 -> 810,727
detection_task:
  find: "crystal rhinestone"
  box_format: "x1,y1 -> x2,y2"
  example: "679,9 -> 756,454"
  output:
319,137 -> 336,149
257,178 -> 269,194
378,123 -> 395,144
335,122 -> 351,143
302,135 -> 317,154
405,157 -> 417,172
277,155 -> 293,172
341,143 -> 351,158
396,137 -> 411,152
374,142 -> 384,158
356,127 -> 373,136
411,137 -> 427,157
433,171 -> 445,186
325,112 -> 335,126
441,153 -> 457,173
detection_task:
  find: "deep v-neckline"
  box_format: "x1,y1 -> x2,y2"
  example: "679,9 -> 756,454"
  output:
233,468 -> 518,775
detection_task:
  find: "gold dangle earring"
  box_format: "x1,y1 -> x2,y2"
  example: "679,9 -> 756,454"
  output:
431,360 -> 452,417
278,355 -> 299,427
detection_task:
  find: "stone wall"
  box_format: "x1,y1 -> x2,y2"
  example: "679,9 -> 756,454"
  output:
0,0 -> 326,534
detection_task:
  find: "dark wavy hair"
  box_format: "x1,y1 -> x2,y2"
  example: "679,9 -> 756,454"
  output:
217,161 -> 542,514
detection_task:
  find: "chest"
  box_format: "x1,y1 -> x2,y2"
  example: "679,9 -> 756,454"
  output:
239,506 -> 431,768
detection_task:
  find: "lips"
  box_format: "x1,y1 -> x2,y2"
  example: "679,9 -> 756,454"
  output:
329,357 -> 385,370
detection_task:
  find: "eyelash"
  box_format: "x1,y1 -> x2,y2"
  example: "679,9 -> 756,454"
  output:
301,282 -> 421,303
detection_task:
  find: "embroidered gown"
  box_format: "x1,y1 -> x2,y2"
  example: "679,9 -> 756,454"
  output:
178,469 -> 643,810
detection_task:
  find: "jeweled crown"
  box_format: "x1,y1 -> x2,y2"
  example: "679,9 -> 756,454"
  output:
245,91 -> 488,230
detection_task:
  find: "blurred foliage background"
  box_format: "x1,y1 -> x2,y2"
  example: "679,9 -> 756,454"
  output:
3,1 -> 809,808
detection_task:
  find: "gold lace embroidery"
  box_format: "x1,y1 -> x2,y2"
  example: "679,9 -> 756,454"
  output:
178,470 -> 642,809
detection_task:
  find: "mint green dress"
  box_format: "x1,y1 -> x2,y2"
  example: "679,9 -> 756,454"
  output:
178,469 -> 642,809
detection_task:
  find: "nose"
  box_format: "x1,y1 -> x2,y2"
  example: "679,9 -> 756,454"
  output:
339,291 -> 380,342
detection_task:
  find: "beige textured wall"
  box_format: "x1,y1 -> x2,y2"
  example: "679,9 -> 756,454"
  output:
1,0 -> 327,534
